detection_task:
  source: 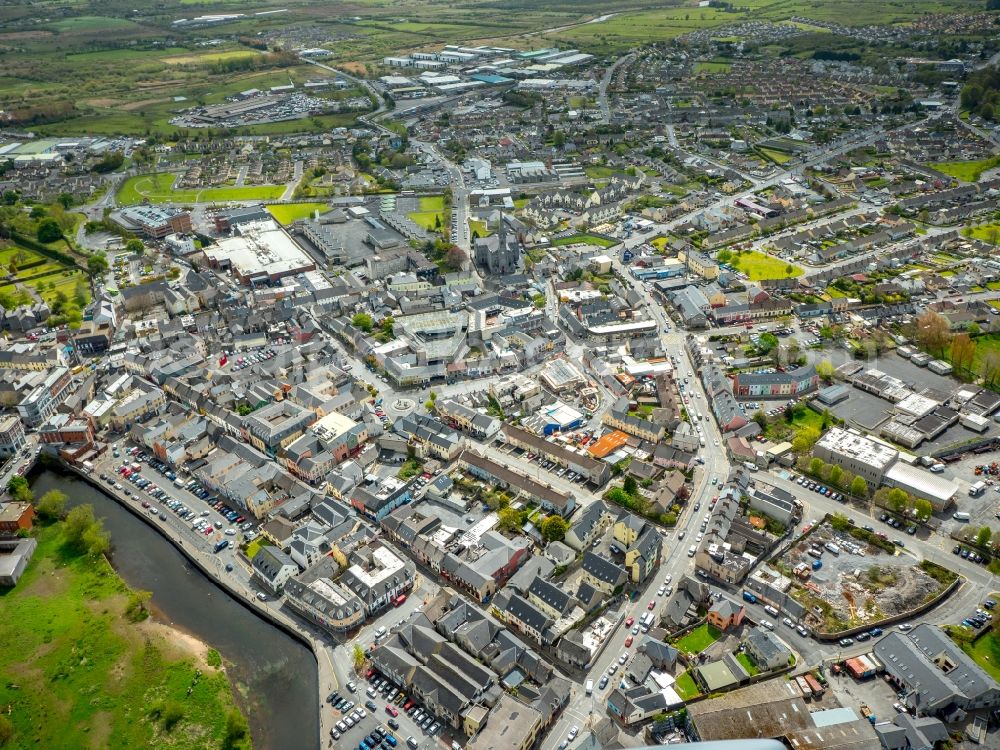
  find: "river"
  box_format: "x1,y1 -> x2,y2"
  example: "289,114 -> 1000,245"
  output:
30,470 -> 319,750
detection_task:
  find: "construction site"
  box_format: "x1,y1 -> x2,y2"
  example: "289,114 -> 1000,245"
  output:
773,521 -> 952,634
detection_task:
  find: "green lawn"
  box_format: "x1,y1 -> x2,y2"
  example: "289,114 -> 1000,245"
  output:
118,173 -> 286,205
266,202 -> 329,225
673,670 -> 701,700
0,520 -> 250,750
584,165 -> 619,179
966,632 -> 1000,683
730,250 -> 802,280
966,224 -> 1000,245
549,234 -> 617,248
0,242 -> 90,307
418,195 -> 445,211
408,211 -> 446,231
694,61 -> 732,74
673,623 -> 722,654
759,147 -> 792,164
469,219 -> 490,237
736,652 -> 760,676
931,156 -> 1000,183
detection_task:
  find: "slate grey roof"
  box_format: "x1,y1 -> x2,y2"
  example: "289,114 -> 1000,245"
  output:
581,551 -> 628,587
527,576 -> 572,615
873,623 -> 1000,712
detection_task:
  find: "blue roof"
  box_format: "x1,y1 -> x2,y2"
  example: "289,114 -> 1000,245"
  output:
470,74 -> 512,84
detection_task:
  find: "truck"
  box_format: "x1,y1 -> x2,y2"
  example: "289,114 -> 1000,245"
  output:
640,612 -> 654,632
860,705 -> 876,724
970,481 -> 987,498
824,543 -> 841,555
213,539 -> 229,553
742,590 -> 757,604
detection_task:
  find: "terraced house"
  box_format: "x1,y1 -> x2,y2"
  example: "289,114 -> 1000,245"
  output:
731,364 -> 818,401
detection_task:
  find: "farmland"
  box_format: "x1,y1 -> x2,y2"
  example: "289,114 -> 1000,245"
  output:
118,173 -> 286,206
0,519 -> 250,750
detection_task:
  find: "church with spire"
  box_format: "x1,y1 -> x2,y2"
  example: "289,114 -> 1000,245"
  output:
472,211 -> 521,276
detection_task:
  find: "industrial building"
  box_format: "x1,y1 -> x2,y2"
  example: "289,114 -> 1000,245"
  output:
202,219 -> 316,285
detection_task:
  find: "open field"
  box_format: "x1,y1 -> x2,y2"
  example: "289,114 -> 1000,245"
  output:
163,50 -> 263,66
549,234 -> 617,248
759,147 -> 792,164
0,519 -> 249,750
408,195 -> 447,231
0,241 -> 90,307
118,173 -> 286,205
730,250 -> 802,280
266,202 -> 329,225
584,165 -> 620,179
931,156 -> 1000,182
965,224 -> 1000,245
694,61 -> 732,74
672,623 -> 722,654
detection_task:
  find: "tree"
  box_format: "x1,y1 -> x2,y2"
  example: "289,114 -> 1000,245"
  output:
352,644 -> 366,672
87,253 -> 109,276
57,192 -> 73,209
445,244 -> 467,270
829,465 -> 843,487
913,310 -> 951,357
913,499 -> 933,522
792,426 -> 820,453
887,488 -> 909,514
809,457 -> 824,475
982,349 -> 1000,387
532,293 -> 546,309
540,515 -> 569,542
977,526 -> 993,548
222,709 -> 249,750
757,332 -> 779,353
497,507 -> 522,533
83,522 -> 110,557
380,316 -> 394,337
623,476 -> 638,496
36,489 -> 67,520
64,504 -> 98,550
851,476 -> 868,497
951,332 -> 977,376
752,410 -> 767,429
36,218 -> 62,243
6,475 -> 32,503
351,313 -> 373,332
125,238 -> 145,256
816,359 -> 834,382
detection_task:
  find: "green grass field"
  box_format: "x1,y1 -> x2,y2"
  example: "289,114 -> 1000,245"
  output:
469,219 -> 490,237
730,250 -> 802,280
584,165 -> 619,179
549,234 -> 617,248
966,224 -> 1000,245
673,670 -> 701,700
0,520 -> 249,750
407,196 -> 447,232
759,147 -> 792,164
966,632 -> 1000,682
931,156 -> 1000,182
266,202 -> 329,225
673,623 -> 722,654
694,61 -> 732,74
0,242 -> 90,307
118,173 -> 286,205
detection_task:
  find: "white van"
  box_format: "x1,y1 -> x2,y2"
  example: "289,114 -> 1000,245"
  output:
953,511 -> 971,521
764,605 -> 779,617
374,626 -> 387,640
585,679 -> 594,695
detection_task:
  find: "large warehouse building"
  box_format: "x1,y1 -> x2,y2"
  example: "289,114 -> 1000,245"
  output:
202,219 -> 315,285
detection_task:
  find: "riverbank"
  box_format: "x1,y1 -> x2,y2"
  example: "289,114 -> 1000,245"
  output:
0,517 -> 252,750
28,466 -> 324,749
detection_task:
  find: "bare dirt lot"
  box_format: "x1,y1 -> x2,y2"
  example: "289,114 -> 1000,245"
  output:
778,523 -> 945,632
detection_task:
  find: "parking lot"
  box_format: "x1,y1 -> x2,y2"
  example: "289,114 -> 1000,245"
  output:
326,670 -> 453,750
97,441 -> 260,563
